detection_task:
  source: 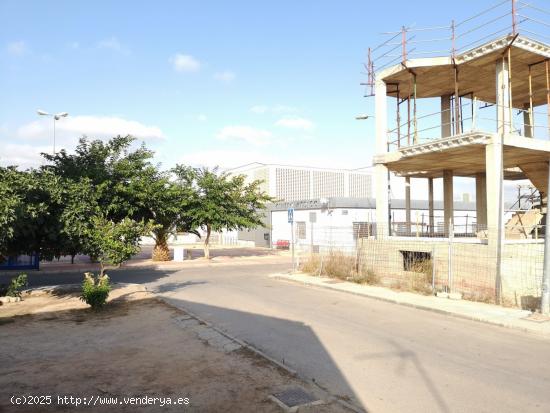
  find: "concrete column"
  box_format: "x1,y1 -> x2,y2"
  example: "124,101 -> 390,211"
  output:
405,177 -> 411,235
375,78 -> 388,154
375,78 -> 390,237
475,172 -> 487,230
496,58 -> 511,136
486,140 -> 504,304
441,95 -> 452,138
375,165 -> 389,237
523,109 -> 533,138
443,170 -> 454,236
428,177 -> 434,235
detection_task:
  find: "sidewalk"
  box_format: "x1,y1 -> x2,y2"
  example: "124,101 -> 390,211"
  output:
0,253 -> 290,276
270,272 -> 550,338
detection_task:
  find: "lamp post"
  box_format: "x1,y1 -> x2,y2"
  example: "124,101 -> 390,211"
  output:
37,110 -> 69,155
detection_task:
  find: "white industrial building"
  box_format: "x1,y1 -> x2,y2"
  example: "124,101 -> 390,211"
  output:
227,163 -> 373,201
228,163 -> 482,248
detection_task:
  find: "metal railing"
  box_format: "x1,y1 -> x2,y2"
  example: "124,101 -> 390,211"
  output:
363,0 -> 550,96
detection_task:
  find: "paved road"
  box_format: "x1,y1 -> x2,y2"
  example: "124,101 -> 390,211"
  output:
8,260 -> 550,412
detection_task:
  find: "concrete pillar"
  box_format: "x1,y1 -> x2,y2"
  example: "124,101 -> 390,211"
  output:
443,170 -> 454,236
496,58 -> 511,136
375,78 -> 388,154
441,95 -> 452,138
486,140 -> 504,304
375,165 -> 389,237
375,78 -> 390,237
475,172 -> 487,230
523,109 -> 533,138
428,177 -> 434,235
405,177 -> 411,235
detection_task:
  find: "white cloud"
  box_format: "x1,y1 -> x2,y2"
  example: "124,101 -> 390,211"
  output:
216,125 -> 272,146
0,143 -> 51,168
275,117 -> 314,131
17,115 -> 164,142
96,36 -> 129,54
213,71 -> 236,83
171,53 -> 201,72
197,114 -> 208,122
7,40 -> 27,56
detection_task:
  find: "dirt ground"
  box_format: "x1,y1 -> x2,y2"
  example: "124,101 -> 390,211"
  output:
0,285 -> 350,412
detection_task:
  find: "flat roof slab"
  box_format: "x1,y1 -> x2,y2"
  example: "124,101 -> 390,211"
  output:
380,35 -> 550,108
374,132 -> 550,178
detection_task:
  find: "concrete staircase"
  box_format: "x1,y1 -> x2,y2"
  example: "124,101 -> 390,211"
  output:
505,209 -> 544,239
519,163 -> 547,200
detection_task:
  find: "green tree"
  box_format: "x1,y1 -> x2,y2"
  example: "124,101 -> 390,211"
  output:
83,215 -> 153,276
0,168 -> 67,261
43,135 -> 195,260
179,166 -> 273,259
129,166 -> 196,261
0,167 -> 21,254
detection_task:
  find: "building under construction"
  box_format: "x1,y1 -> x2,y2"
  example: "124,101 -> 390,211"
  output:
362,0 -> 550,306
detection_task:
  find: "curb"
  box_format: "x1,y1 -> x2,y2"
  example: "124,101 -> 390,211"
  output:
156,294 -> 364,413
0,257 -> 289,276
271,274 -> 550,339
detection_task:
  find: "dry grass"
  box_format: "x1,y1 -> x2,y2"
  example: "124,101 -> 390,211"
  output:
300,252 -> 380,286
300,251 -> 436,294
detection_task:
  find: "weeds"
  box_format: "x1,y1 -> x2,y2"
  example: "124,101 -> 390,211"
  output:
81,272 -> 111,310
0,273 -> 28,297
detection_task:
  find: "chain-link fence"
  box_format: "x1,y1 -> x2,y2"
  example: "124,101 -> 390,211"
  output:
295,222 -> 545,309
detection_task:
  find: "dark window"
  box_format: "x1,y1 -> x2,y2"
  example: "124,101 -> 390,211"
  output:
400,251 -> 431,271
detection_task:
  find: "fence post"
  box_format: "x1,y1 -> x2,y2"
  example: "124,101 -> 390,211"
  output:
541,161 -> 550,314
448,220 -> 454,293
432,245 -> 436,293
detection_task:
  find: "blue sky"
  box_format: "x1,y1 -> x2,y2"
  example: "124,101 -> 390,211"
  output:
0,0 -> 480,171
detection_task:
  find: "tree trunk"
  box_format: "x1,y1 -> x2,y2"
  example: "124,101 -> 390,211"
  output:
152,234 -> 171,261
204,225 -> 211,260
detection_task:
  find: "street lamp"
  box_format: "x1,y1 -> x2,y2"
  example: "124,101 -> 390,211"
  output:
37,109 -> 69,154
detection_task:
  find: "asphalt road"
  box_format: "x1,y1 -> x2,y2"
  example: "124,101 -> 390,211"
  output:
7,260 -> 550,412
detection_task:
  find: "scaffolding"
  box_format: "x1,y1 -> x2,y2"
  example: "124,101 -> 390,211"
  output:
362,0 -> 550,149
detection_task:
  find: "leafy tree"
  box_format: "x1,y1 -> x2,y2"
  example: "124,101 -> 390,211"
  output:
43,135 -> 197,261
178,166 -> 273,259
0,167 -> 21,254
41,135 -> 155,222
129,166 -> 197,261
0,168 -> 67,261
83,215 -> 153,276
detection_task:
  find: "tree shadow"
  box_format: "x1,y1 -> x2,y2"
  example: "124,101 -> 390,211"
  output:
151,281 -> 208,294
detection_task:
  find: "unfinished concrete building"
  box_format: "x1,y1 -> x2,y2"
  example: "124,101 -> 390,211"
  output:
363,1 -> 550,305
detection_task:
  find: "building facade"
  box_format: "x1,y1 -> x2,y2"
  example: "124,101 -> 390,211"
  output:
227,163 -> 373,202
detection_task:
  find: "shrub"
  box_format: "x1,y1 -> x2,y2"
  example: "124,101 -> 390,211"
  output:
80,272 -> 111,309
0,273 -> 28,297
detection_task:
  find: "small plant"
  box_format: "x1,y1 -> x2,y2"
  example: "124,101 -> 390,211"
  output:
0,273 -> 28,297
80,272 -> 111,310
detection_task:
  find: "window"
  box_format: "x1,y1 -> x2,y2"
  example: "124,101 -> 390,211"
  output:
296,221 -> 306,239
400,251 -> 431,271
353,222 -> 371,239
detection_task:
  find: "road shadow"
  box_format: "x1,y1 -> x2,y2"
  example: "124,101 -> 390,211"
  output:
163,297 -> 366,412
